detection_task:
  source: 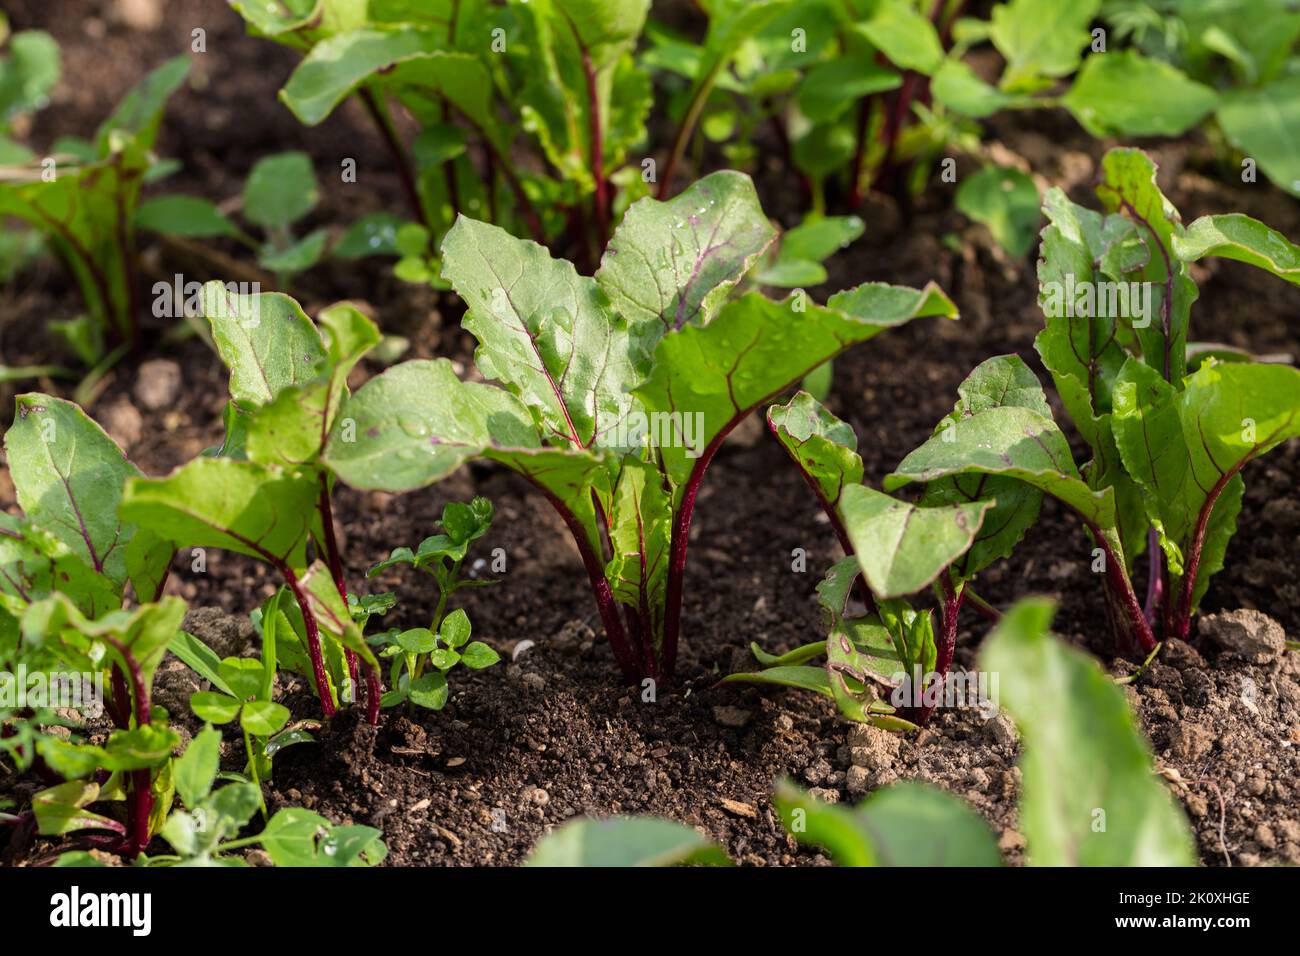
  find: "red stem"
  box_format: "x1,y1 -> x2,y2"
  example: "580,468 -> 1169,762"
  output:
317,482 -> 381,724
1083,519 -> 1156,653
104,641 -> 152,857
581,49 -> 609,241
281,565 -> 337,718
531,483 -> 641,683
913,575 -> 965,726
1172,458 -> 1249,641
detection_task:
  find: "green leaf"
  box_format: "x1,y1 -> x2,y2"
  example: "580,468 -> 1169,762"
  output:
174,724 -> 221,808
638,285 -> 956,492
886,403 -> 1116,531
407,671 -> 448,710
1216,74 -> 1300,196
955,166 -> 1040,258
776,780 -> 1001,866
604,457 -> 671,645
854,0 -> 944,74
324,358 -> 540,492
219,657 -> 264,701
201,281 -> 327,408
243,151 -> 319,231
0,514 -> 119,618
1095,148 -> 1198,385
1063,51 -> 1217,139
279,27 -> 440,125
840,485 -> 989,599
259,229 -> 328,274
103,724 -> 180,771
524,816 -> 730,866
394,627 -> 436,654
443,216 -> 644,449
121,458 -> 320,571
1173,213 -> 1300,285
776,215 -> 864,266
931,59 -> 1016,118
460,640 -> 500,670
596,171 -> 777,357
917,355 -> 1048,579
0,29 -> 60,126
980,598 -> 1196,865
190,691 -> 241,725
720,664 -> 832,696
94,55 -> 190,153
439,608 -> 471,647
22,594 -> 186,693
240,699 -> 290,736
334,212 -> 403,258
169,630 -> 234,695
32,782 -> 124,837
135,195 -> 240,239
990,0 -> 1100,91
796,54 -> 900,123
1112,359 -> 1300,606
5,393 -> 148,593
259,807 -> 386,866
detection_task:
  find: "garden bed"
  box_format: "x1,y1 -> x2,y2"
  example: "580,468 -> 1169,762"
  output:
1,0 -> 1298,868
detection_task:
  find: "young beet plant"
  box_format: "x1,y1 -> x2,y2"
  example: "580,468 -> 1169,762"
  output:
120,286 -> 386,723
889,147 -> 1300,653
366,497 -> 502,711
528,598 -> 1195,867
323,170 -> 956,685
0,55 -> 190,366
0,394 -> 178,857
727,359 -> 1036,727
231,0 -> 652,259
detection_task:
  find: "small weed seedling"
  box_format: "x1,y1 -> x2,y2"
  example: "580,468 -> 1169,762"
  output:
365,497 -> 502,711
137,151 -> 331,287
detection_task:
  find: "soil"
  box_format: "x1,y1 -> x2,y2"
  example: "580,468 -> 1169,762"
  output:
2,1 -> 1298,867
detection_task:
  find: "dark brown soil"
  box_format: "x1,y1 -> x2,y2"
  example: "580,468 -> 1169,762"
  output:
2,1 -> 1298,868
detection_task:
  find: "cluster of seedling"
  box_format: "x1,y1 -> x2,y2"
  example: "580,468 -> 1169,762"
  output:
1,1 -> 1298,867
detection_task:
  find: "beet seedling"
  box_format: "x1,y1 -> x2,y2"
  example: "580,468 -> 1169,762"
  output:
230,0 -> 652,261
324,170 -> 956,685
728,366 -> 1034,726
890,148 -> 1300,653
365,497 -> 502,711
0,393 -> 179,858
0,56 -> 190,365
121,286 -> 385,722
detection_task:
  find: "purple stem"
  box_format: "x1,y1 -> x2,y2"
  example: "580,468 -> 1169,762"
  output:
1172,458 -> 1249,641
281,565 -> 338,718
317,482 -> 381,725
531,483 -> 642,683
914,575 -> 965,726
104,640 -> 152,858
1082,519 -> 1156,654
1143,527 -> 1164,627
